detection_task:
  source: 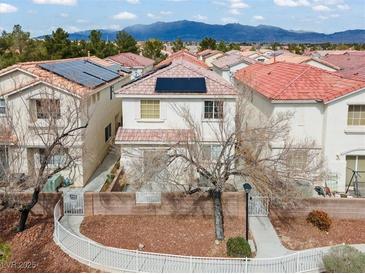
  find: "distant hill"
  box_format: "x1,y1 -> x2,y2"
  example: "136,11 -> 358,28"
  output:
56,20 -> 365,43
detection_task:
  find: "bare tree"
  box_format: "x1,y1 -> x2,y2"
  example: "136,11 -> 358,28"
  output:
0,86 -> 88,231
124,92 -> 324,241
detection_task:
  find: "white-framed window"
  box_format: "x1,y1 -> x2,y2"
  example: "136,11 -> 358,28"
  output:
0,98 -> 5,115
105,123 -> 112,142
140,100 -> 160,119
348,105 -> 365,126
35,99 -> 61,119
204,101 -> 223,119
39,148 -> 66,167
202,144 -> 223,161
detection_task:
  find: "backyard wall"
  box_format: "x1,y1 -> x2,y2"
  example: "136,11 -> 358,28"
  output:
2,192 -> 62,216
273,197 -> 365,219
84,192 -> 245,217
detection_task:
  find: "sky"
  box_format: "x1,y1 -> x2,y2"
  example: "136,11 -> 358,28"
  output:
0,0 -> 364,37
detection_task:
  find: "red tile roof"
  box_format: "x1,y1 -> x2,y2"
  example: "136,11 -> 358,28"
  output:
322,52 -> 365,81
107,52 -> 154,68
235,62 -> 365,102
116,59 -> 237,96
157,50 -> 208,69
115,128 -> 193,144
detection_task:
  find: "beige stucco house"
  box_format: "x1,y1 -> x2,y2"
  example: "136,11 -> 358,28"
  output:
0,57 -> 130,187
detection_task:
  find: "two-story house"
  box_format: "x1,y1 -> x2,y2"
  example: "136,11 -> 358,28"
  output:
0,57 -> 130,187
114,59 -> 237,190
212,53 -> 255,83
105,52 -> 155,80
234,62 -> 365,192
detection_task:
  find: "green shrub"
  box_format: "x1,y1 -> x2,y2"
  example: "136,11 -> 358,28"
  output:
323,245 -> 365,273
306,210 -> 332,231
226,237 -> 251,257
0,242 -> 11,263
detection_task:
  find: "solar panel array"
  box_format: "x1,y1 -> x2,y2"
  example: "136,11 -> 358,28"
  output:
39,60 -> 120,88
155,77 -> 207,93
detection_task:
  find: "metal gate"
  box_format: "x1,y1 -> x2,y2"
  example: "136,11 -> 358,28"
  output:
248,195 -> 269,216
63,190 -> 84,215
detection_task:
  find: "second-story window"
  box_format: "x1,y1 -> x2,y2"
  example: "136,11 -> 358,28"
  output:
110,85 -> 114,100
140,100 -> 160,119
36,99 -> 61,119
348,105 -> 365,126
204,101 -> 223,119
0,98 -> 5,115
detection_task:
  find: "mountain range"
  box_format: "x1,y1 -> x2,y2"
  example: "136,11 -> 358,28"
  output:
64,20 -> 365,43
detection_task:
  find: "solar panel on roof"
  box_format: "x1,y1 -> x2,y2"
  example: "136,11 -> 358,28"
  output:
39,60 -> 120,88
155,77 -> 207,93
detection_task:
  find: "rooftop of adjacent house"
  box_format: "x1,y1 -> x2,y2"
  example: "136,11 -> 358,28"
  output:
157,50 -> 208,69
234,62 -> 365,103
212,53 -> 255,70
322,52 -> 365,81
0,56 -> 125,97
115,128 -> 193,144
106,52 -> 155,68
115,58 -> 237,97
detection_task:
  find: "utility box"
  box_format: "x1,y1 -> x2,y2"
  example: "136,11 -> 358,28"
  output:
43,174 -> 64,192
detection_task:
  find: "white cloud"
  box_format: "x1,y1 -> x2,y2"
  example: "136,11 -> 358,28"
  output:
126,0 -> 139,3
0,3 -> 18,13
32,0 -> 77,5
112,11 -> 137,20
221,17 -> 238,23
194,14 -> 208,20
147,12 -> 157,18
229,8 -> 240,15
273,0 -> 309,7
27,9 -> 37,14
312,4 -> 331,11
60,12 -> 68,17
230,0 -> 248,9
212,0 -> 225,5
76,19 -> 88,23
253,15 -> 265,20
109,24 -> 121,30
337,4 -> 350,10
160,10 -> 172,15
66,26 -> 80,32
318,13 -> 339,20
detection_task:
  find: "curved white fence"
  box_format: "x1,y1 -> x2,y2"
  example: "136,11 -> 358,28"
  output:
53,201 -> 326,273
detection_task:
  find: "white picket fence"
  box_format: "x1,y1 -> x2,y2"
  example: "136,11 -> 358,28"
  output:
53,201 -> 326,273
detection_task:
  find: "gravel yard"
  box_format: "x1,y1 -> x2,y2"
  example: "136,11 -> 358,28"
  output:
80,215 -> 246,257
0,209 -> 97,273
270,211 -> 365,250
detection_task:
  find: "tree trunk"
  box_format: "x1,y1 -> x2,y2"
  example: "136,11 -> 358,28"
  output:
17,187 -> 40,232
213,190 -> 224,240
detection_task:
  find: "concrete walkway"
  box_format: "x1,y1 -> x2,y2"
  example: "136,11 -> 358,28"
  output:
250,216 -> 292,258
83,149 -> 120,192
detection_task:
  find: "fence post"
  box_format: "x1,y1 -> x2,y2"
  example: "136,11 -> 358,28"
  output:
136,250 -> 139,272
189,256 -> 193,273
88,241 -> 91,267
245,257 -> 248,273
296,252 -> 300,272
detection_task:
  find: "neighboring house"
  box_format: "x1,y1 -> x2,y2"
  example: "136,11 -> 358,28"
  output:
322,52 -> 365,81
157,49 -> 208,69
105,52 -> 155,80
0,57 -> 130,187
235,62 -> 365,192
197,49 -> 224,67
114,59 -> 237,191
265,53 -> 340,72
212,53 -> 255,83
